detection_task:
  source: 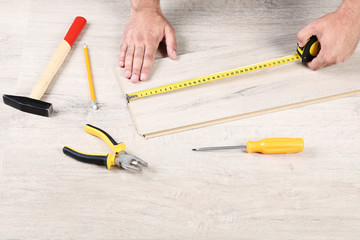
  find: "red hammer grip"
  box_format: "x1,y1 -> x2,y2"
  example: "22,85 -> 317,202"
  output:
64,16 -> 87,47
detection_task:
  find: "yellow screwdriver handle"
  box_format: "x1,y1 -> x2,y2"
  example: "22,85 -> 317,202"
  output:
246,138 -> 304,154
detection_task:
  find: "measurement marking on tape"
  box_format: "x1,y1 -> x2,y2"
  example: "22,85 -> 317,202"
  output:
126,53 -> 301,102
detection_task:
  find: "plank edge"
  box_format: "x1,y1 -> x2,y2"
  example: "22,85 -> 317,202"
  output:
114,67 -> 144,137
143,90 -> 360,138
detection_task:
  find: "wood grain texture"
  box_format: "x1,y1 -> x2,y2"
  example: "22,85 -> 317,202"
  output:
1,0 -> 360,239
117,46 -> 360,138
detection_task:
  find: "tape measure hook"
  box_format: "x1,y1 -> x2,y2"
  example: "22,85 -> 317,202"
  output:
126,94 -> 138,102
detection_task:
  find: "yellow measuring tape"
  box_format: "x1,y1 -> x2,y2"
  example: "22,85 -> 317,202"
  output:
126,36 -> 320,102
126,53 -> 301,102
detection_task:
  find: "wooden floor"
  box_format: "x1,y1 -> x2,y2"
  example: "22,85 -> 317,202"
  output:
1,0 -> 360,239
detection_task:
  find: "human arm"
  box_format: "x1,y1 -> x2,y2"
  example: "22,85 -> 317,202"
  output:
297,0 -> 360,70
119,0 -> 177,82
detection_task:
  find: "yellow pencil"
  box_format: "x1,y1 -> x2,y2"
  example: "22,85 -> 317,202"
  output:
84,43 -> 98,110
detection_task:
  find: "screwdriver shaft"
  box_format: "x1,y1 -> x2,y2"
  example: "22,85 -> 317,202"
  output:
192,145 -> 246,151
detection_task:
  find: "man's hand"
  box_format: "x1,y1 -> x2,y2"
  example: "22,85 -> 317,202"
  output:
297,0 -> 360,70
119,3 -> 177,83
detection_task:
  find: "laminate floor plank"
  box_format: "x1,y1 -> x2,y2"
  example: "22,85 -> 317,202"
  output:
117,46 -> 360,137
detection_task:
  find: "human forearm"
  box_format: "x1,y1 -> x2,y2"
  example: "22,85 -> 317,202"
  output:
131,0 -> 161,13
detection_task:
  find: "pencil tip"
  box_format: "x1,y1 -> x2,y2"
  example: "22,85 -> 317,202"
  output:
83,42 -> 87,48
192,149 -> 197,151
92,101 -> 98,110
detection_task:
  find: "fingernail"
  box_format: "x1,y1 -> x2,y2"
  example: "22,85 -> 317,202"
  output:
172,50 -> 177,58
125,70 -> 131,78
131,74 -> 139,82
140,73 -> 147,81
119,61 -> 124,67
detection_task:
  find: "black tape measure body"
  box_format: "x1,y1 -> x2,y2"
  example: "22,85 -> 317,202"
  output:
297,35 -> 320,63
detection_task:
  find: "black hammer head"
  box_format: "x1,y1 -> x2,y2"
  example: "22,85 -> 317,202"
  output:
3,94 -> 53,117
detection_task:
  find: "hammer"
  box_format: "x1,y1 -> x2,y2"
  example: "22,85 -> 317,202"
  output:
3,16 -> 87,117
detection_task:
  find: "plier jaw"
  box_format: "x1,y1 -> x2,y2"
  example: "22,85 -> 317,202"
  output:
63,124 -> 148,172
115,152 -> 148,171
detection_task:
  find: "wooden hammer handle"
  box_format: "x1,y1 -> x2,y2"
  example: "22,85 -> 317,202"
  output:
29,16 -> 86,100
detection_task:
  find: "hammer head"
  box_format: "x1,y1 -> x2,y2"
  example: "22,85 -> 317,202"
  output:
3,94 -> 53,117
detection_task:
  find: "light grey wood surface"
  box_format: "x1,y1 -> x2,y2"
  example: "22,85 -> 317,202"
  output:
1,0 -> 360,239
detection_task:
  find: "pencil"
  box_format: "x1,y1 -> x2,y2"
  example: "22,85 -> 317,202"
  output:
84,43 -> 98,110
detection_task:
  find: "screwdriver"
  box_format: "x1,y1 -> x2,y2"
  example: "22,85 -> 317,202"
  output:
192,138 -> 304,154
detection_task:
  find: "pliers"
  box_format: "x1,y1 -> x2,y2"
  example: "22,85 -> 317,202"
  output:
63,124 -> 148,171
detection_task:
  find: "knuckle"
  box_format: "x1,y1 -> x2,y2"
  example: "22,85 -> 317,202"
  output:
124,64 -> 133,71
141,65 -> 149,72
135,45 -> 145,51
134,53 -> 144,60
141,67 -> 151,77
141,65 -> 151,74
120,45 -> 127,52
142,60 -> 151,68
126,47 -> 134,55
125,51 -> 133,58
145,52 -> 155,61
134,48 -> 145,59
124,59 -> 132,66
125,55 -> 133,63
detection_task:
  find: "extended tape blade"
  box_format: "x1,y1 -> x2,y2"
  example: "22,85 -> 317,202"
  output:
127,53 -> 301,102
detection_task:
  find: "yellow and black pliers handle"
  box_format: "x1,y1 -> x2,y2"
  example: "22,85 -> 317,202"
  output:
84,124 -> 126,154
63,124 -> 147,171
297,35 -> 320,63
63,124 -> 125,169
63,146 -> 117,170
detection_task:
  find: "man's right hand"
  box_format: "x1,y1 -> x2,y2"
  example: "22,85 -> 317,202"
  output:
297,0 -> 360,70
119,5 -> 177,83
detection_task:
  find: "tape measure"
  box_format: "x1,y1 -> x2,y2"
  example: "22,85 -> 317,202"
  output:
127,36 -> 320,102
